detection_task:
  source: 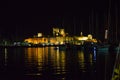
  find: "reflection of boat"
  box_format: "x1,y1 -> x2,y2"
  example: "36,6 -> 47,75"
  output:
96,44 -> 110,53
97,43 -> 119,53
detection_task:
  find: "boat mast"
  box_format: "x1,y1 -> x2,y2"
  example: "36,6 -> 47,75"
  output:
89,15 -> 91,34
105,0 -> 111,44
89,9 -> 94,35
115,3 -> 118,42
80,22 -> 83,36
95,13 -> 99,40
73,16 -> 76,36
73,16 -> 76,45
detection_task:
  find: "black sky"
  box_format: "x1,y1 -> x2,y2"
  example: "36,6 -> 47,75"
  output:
0,0 -> 120,41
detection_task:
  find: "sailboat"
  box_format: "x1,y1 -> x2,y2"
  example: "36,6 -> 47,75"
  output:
97,0 -> 119,52
97,28 -> 110,52
96,0 -> 111,52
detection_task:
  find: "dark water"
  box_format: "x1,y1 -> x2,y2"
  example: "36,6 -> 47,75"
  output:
0,47 -> 116,80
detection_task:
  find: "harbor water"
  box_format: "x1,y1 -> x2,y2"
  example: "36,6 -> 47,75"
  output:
0,47 -> 117,80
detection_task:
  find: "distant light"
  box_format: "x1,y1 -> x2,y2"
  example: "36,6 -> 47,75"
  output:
80,32 -> 83,36
105,29 -> 108,39
42,43 -> 45,46
88,34 -> 92,39
60,42 -> 64,44
55,41 -> 59,45
38,33 -> 42,37
78,37 -> 88,40
60,29 -> 65,36
56,33 -> 59,36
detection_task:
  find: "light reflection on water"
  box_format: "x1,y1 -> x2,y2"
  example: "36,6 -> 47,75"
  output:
24,47 -> 67,76
77,50 -> 85,71
1,47 -> 116,80
23,47 -> 96,80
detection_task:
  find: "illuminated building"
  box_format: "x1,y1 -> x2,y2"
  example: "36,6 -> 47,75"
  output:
53,28 -> 59,36
24,29 -> 97,46
53,28 -> 65,37
59,29 -> 65,37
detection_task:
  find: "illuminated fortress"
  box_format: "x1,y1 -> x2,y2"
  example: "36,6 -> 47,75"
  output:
24,28 -> 97,46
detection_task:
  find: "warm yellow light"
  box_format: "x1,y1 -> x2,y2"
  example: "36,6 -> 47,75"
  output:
56,33 -> 59,36
38,33 -> 42,37
55,41 -> 59,45
92,39 -> 97,43
78,37 -> 88,40
60,29 -> 65,36
60,42 -> 64,44
88,34 -> 92,39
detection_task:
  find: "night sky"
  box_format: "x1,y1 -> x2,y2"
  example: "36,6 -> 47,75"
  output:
0,0 -> 120,41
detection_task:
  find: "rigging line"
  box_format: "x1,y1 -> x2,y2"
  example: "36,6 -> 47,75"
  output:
106,0 -> 111,43
115,4 -> 118,42
111,43 -> 120,80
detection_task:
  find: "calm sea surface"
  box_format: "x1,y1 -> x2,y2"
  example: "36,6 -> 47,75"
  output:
0,47 -> 117,80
